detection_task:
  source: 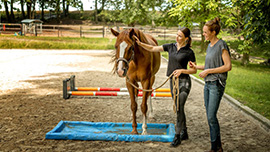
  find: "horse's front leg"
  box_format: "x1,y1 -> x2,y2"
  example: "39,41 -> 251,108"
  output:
126,80 -> 139,134
141,79 -> 151,135
148,75 -> 156,119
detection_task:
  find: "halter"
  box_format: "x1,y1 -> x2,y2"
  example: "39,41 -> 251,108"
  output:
116,44 -> 135,76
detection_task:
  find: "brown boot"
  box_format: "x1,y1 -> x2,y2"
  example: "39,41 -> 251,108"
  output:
217,146 -> 223,152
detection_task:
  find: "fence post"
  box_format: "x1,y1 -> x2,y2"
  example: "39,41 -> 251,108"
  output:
164,28 -> 165,41
20,24 -> 22,36
80,26 -> 82,38
102,26 -> 105,38
58,25 -> 59,37
35,24 -> 37,36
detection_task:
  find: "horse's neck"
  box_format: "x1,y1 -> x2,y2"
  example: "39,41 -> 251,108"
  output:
134,45 -> 151,64
134,31 -> 152,63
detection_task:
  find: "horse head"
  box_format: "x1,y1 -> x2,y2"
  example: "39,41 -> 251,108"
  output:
111,28 -> 137,77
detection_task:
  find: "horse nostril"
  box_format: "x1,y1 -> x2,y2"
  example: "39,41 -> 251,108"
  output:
117,68 -> 124,77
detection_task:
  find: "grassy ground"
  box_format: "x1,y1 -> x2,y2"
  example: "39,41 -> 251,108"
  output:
1,35 -> 269,120
0,35 -> 116,50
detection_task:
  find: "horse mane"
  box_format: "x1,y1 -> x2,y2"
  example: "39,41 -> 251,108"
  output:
110,28 -> 156,74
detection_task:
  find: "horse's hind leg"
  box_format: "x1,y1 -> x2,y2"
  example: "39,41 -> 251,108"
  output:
148,76 -> 156,119
141,79 -> 152,135
127,80 -> 139,134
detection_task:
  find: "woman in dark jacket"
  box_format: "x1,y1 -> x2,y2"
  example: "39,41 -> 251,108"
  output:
134,27 -> 197,147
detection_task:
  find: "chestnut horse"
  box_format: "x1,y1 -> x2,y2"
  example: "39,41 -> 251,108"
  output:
111,28 -> 161,135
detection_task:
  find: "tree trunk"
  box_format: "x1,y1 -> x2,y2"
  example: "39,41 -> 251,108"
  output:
31,0 -> 36,19
4,1 -> 10,22
56,0 -> 60,24
94,0 -> 98,23
41,0 -> 44,21
241,52 -> 250,65
101,0 -> 106,11
66,4 -> 69,16
20,0 -> 26,19
10,0 -> 15,22
200,21 -> 207,53
27,2 -> 31,19
62,0 -> 66,17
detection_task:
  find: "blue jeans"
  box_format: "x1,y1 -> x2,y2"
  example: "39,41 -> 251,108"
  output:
204,81 -> 225,142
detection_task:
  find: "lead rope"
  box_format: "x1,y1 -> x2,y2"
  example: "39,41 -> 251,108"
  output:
125,73 -> 180,113
172,76 -> 179,113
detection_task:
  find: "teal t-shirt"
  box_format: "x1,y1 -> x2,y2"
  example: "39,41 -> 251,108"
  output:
204,39 -> 230,87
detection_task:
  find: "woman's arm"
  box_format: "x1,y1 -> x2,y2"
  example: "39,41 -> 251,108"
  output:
199,49 -> 232,78
189,61 -> 205,70
173,62 -> 197,77
133,36 -> 164,52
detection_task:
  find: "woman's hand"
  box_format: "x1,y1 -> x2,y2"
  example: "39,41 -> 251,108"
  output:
173,69 -> 182,77
189,61 -> 196,69
133,35 -> 140,44
199,70 -> 209,78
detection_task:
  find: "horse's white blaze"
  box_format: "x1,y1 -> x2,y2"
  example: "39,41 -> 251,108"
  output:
118,41 -> 128,70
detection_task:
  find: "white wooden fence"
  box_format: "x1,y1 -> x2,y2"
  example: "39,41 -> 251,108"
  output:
0,23 -> 201,40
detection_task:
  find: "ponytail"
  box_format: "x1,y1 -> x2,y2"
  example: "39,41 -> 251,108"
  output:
186,36 -> 192,47
179,27 -> 192,48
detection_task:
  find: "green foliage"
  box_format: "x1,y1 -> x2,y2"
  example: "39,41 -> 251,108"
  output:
169,0 -> 224,28
243,0 -> 270,44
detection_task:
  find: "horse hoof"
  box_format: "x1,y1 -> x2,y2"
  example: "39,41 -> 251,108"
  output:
149,114 -> 155,120
131,130 -> 139,135
141,131 -> 148,135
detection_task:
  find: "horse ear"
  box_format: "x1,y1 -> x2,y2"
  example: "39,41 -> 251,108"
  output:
129,28 -> 135,40
111,28 -> 119,37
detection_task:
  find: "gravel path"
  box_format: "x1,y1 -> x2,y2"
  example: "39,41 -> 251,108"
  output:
0,49 -> 269,152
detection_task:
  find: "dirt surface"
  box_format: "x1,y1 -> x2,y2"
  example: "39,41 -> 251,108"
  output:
0,49 -> 269,152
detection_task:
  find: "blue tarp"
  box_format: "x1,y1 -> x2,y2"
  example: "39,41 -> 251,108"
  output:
45,121 -> 175,142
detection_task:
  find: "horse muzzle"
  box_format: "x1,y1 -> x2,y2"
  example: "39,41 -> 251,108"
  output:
116,58 -> 129,77
117,67 -> 128,77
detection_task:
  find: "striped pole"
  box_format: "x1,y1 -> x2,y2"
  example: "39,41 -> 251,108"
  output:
68,91 -> 172,97
75,87 -> 171,92
63,75 -> 172,99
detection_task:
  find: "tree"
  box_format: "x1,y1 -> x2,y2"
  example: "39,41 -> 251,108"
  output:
169,0 -> 228,52
244,0 -> 270,44
231,0 -> 270,65
120,0 -> 146,26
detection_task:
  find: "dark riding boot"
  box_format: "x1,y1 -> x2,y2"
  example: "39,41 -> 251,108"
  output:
216,135 -> 223,152
170,134 -> 181,147
180,129 -> 188,140
204,147 -> 223,152
205,137 -> 223,152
